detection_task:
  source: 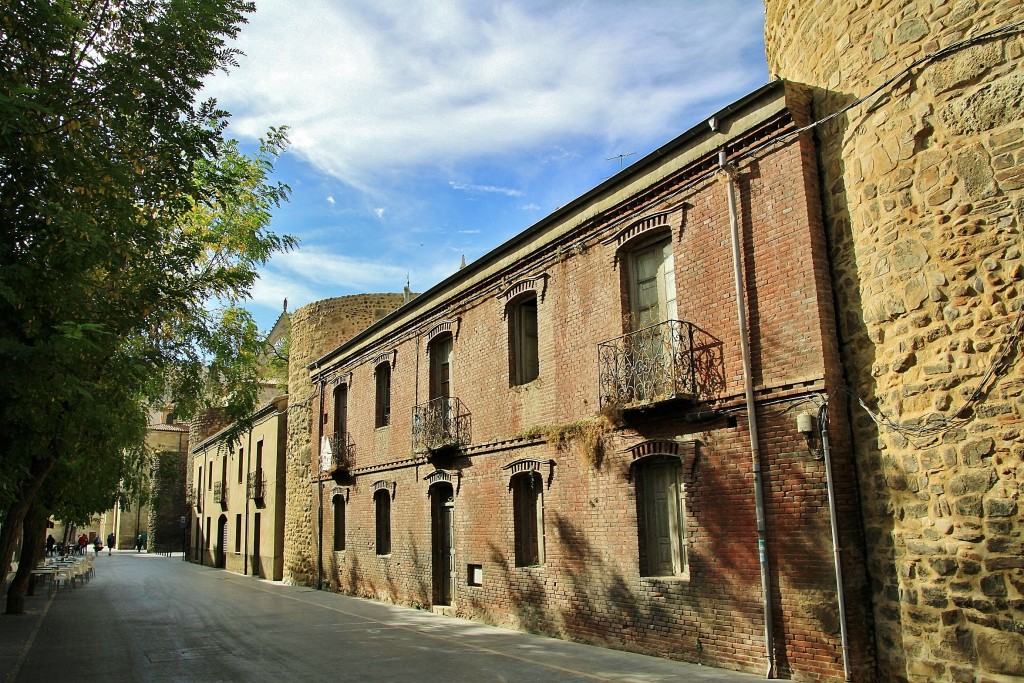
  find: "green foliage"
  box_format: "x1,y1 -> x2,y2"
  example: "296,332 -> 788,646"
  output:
0,1 -> 292,548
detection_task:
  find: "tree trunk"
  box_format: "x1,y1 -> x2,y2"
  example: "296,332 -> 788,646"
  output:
0,457 -> 54,585
0,499 -> 30,595
6,503 -> 47,614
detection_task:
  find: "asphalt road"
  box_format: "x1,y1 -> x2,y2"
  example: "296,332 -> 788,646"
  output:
2,552 -> 762,682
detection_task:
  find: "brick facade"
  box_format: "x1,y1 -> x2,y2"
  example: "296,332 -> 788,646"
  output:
300,82 -> 874,681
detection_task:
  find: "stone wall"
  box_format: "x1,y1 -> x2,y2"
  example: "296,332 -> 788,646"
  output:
283,294 -> 408,585
764,2 -> 1024,681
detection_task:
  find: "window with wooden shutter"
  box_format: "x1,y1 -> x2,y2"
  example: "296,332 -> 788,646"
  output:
509,295 -> 539,385
512,471 -> 544,567
637,456 -> 688,577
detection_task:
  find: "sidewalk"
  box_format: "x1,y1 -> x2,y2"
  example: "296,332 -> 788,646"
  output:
2,552 -> 765,682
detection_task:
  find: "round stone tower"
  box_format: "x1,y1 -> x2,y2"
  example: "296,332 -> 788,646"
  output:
764,2 -> 1023,681
283,293 -> 407,585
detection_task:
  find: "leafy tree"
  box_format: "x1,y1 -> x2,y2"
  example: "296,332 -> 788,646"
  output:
0,1 -> 294,612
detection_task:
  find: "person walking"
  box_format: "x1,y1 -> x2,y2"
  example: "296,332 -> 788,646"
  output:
45,534 -> 55,557
135,534 -> 143,552
92,535 -> 101,556
106,532 -> 115,556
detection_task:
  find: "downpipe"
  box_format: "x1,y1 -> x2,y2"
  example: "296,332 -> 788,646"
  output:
720,149 -> 776,679
820,402 -> 853,681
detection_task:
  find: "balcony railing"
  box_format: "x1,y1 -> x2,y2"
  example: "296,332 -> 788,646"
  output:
318,431 -> 354,477
412,397 -> 471,454
598,320 -> 724,410
247,469 -> 267,500
213,480 -> 227,507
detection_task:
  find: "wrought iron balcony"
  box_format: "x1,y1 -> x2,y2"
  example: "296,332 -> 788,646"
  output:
598,319 -> 724,410
247,469 -> 267,500
412,397 -> 471,454
213,480 -> 228,507
318,431 -> 354,476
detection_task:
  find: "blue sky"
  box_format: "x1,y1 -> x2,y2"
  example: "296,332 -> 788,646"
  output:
203,1 -> 769,332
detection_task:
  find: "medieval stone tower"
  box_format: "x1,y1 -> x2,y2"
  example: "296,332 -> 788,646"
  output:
764,2 -> 1023,681
282,293 -> 407,585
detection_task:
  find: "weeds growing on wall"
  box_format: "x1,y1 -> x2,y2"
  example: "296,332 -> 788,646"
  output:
518,403 -> 623,469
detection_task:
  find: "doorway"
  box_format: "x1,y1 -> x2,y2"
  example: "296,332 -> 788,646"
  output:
430,483 -> 455,606
215,515 -> 227,569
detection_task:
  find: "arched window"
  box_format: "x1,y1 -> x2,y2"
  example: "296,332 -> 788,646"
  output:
635,455 -> 688,577
374,363 -> 391,428
374,489 -> 391,555
508,294 -> 539,386
511,471 -> 544,567
332,494 -> 346,552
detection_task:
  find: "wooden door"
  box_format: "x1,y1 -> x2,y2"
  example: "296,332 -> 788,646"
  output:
431,483 -> 455,606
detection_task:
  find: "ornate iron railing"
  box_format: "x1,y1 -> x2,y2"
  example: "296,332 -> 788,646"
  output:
213,480 -> 227,507
598,320 -> 724,410
326,431 -> 354,472
247,469 -> 267,500
412,397 -> 471,454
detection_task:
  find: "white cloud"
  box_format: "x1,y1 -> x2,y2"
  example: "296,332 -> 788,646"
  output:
519,203 -> 541,211
326,195 -> 335,206
457,229 -> 481,234
206,1 -> 766,193
374,208 -> 386,219
449,181 -> 522,197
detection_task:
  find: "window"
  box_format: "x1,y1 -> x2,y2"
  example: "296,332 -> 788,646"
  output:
235,514 -> 242,553
429,333 -> 453,402
374,489 -> 391,555
626,237 -> 676,330
512,471 -> 544,567
375,363 -> 391,428
509,295 -> 539,385
237,447 -> 244,484
333,495 -> 346,552
205,517 -> 211,548
333,383 -> 348,437
636,456 -> 688,577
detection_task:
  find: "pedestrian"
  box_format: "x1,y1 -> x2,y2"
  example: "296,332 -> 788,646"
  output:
78,533 -> 88,555
92,535 -> 101,556
46,534 -> 55,557
106,532 -> 115,556
135,534 -> 142,552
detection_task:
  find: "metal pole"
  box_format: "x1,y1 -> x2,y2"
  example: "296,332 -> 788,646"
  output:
720,148 -> 775,678
821,403 -> 852,681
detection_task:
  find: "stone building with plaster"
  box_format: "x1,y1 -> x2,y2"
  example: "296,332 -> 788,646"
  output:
764,2 -> 1023,681
290,81 -> 875,681
189,395 -> 288,579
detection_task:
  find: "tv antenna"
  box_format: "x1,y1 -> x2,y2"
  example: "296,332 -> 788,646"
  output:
606,152 -> 636,170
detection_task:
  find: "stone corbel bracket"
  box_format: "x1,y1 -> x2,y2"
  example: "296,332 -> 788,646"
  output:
372,479 -> 397,500
371,350 -> 397,369
626,439 -> 701,482
424,318 -> 461,353
496,273 -> 550,309
502,457 -> 557,489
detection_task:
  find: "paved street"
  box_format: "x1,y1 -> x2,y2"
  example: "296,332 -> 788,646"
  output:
2,552 -> 762,682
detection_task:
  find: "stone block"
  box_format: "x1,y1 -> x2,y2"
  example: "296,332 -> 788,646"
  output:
984,498 -> 1017,517
980,575 -> 1008,598
976,629 -> 1024,676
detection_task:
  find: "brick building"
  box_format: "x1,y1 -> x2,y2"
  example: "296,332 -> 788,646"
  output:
295,81 -> 875,680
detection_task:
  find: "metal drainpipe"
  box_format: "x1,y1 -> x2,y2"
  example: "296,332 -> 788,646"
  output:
316,376 -> 325,590
720,148 -> 776,679
244,427 -> 253,576
820,402 -> 853,681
